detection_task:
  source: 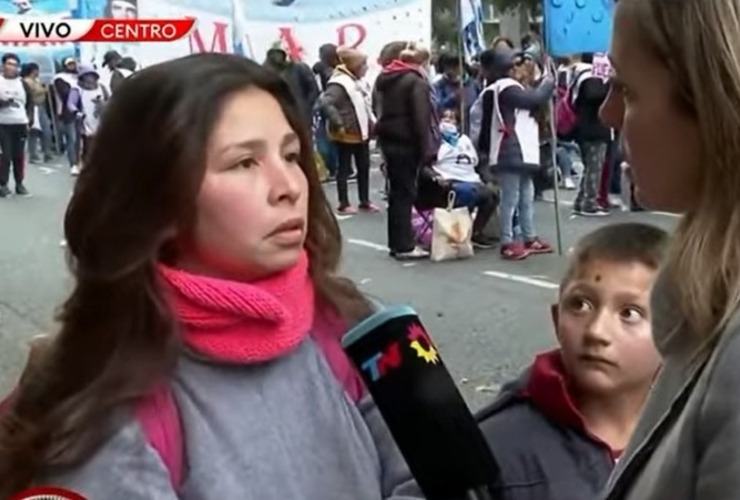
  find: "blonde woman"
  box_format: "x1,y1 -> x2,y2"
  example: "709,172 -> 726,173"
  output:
599,0 -> 740,498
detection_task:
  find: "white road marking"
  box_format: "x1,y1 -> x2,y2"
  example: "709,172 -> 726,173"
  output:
335,214 -> 354,221
347,238 -> 387,252
482,271 -> 559,289
38,167 -> 55,175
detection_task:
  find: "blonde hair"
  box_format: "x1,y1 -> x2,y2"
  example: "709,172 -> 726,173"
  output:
621,0 -> 740,341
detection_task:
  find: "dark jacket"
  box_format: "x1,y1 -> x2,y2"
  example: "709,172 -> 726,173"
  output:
574,75 -> 610,143
265,50 -> 320,123
53,72 -> 77,123
316,67 -> 367,144
374,60 -> 439,164
476,350 -> 617,500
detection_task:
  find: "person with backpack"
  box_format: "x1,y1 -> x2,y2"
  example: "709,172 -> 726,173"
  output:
470,47 -> 555,261
67,65 -> 110,170
0,53 -> 421,500
570,53 -> 611,217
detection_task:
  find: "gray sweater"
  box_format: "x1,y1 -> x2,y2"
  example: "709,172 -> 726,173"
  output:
40,339 -> 423,499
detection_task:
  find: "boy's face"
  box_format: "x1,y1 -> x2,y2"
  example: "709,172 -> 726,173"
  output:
555,258 -> 661,396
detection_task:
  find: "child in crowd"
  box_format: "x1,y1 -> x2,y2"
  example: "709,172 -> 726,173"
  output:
67,64 -> 110,173
477,222 -> 667,500
420,109 -> 498,248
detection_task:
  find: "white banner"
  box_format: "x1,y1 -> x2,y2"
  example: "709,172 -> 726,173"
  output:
241,0 -> 431,78
460,0 -> 484,64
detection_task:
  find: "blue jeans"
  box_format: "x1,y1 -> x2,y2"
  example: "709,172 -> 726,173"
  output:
28,105 -> 53,160
556,141 -> 580,179
499,171 -> 536,245
315,121 -> 338,177
60,120 -> 79,167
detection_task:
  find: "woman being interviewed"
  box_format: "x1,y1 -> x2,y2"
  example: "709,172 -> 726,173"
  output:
599,0 -> 740,498
0,53 -> 420,499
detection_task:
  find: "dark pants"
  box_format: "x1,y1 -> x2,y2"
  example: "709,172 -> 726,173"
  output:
385,148 -> 420,253
451,181 -> 498,235
80,134 -> 93,164
0,124 -> 27,186
575,141 -> 607,211
335,141 -> 370,208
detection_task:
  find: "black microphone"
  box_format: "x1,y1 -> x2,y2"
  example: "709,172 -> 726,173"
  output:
341,304 -> 500,500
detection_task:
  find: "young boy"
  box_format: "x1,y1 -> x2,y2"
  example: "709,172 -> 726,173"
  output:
478,222 -> 667,500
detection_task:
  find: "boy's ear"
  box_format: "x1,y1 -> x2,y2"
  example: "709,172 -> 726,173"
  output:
550,304 -> 560,339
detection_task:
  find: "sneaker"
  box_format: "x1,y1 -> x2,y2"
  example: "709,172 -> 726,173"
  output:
71,165 -> 81,176
574,207 -> 609,217
359,202 -> 381,213
525,237 -> 553,254
15,184 -> 30,196
501,242 -> 529,260
391,246 -> 429,261
472,235 -> 497,249
336,205 -> 358,215
0,185 -> 10,198
563,177 -> 576,190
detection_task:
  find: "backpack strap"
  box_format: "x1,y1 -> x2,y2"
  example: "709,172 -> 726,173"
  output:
134,385 -> 184,491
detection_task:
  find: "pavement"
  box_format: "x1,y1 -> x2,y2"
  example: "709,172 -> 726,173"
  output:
0,159 -> 678,411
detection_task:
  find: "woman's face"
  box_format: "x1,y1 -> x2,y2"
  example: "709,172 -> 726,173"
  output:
599,5 -> 700,212
178,87 -> 309,281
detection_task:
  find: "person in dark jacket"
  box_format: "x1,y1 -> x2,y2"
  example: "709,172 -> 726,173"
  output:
264,47 -> 319,125
572,52 -> 612,217
312,44 -> 339,179
312,43 -> 338,92
470,47 -> 555,261
477,222 -> 667,500
375,44 -> 439,260
52,56 -> 80,175
316,47 -> 378,215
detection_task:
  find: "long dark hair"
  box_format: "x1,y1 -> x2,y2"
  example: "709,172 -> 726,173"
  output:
0,53 -> 370,494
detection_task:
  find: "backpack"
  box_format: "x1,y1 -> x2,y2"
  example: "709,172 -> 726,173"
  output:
0,309 -> 358,493
554,68 -> 590,136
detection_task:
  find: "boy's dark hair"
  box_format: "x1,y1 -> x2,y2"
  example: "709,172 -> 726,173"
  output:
2,53 -> 19,64
561,223 -> 669,290
20,62 -> 38,77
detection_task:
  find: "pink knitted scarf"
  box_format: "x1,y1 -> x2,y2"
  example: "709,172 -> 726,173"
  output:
158,251 -> 315,363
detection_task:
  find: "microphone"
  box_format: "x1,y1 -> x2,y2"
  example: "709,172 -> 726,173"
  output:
341,304 -> 500,500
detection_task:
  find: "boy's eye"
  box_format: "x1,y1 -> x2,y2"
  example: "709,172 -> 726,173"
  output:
567,297 -> 592,313
620,307 -> 644,323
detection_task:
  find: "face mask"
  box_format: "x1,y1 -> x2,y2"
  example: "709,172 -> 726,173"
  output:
440,121 -> 460,145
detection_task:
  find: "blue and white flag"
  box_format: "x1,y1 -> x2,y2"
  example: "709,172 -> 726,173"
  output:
460,0 -> 484,64
231,0 -> 252,58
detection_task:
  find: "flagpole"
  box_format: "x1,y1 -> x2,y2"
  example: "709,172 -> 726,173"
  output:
541,17 -> 564,256
457,0 -> 466,128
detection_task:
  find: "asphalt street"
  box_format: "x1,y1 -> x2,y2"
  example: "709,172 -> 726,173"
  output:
0,159 -> 677,411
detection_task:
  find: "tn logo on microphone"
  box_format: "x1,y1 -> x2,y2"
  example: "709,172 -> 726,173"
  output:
360,322 -> 439,381
11,487 -> 86,500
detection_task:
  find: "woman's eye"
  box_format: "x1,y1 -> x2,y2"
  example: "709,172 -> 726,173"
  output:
620,307 -> 644,323
230,158 -> 256,170
284,152 -> 301,164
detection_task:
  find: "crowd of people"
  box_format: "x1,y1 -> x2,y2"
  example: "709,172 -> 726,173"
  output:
0,49 -> 136,197
2,0 -> 740,497
265,34 -> 640,263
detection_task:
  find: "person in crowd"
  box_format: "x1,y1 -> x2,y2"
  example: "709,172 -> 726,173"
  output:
470,48 -> 554,260
53,57 -> 80,175
67,65 -> 110,170
100,50 -> 122,91
375,42 -> 439,260
572,53 -> 611,217
597,1 -> 740,497
478,223 -> 667,500
119,56 -> 137,73
491,36 -> 515,51
21,62 -> 53,163
0,53 -> 421,500
433,53 -> 479,129
311,44 -> 339,180
316,47 -> 378,215
264,46 -> 319,125
0,53 -> 33,198
312,43 -> 338,92
421,109 -> 498,248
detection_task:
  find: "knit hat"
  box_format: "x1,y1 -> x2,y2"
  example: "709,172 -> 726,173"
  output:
337,46 -> 367,72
